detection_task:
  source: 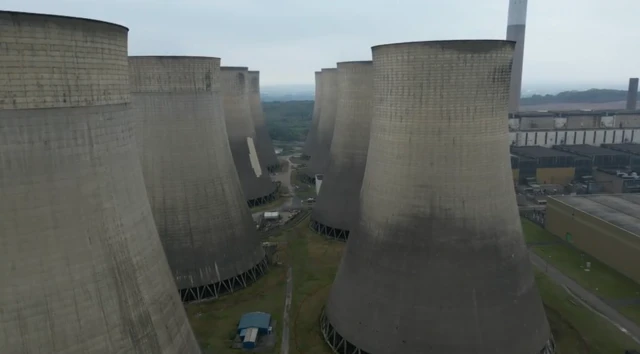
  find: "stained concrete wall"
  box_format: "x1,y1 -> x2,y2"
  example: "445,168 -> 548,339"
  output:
627,78 -> 639,110
130,57 -> 266,296
311,61 -> 373,237
546,197 -> 640,284
302,71 -> 323,158
220,67 -> 276,204
308,68 -> 337,176
248,70 -> 279,170
324,40 -> 553,354
0,12 -> 200,353
536,167 -> 575,185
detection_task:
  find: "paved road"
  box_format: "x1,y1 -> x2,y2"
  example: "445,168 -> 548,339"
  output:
529,251 -> 640,344
281,266 -> 293,354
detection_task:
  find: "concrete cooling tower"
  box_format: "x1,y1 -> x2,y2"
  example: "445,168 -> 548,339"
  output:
321,40 -> 555,354
307,68 -> 338,180
302,71 -> 323,159
0,11 -> 201,353
248,70 -> 280,172
221,67 -> 278,207
310,61 -> 373,240
130,57 -> 268,303
627,78 -> 639,110
506,0 -> 528,113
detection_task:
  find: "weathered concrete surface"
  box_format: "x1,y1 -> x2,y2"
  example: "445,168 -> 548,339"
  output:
0,12 -> 200,354
221,67 -> 277,204
627,78 -> 639,110
311,61 -> 373,237
130,57 -> 265,296
302,71 -> 323,159
308,68 -> 337,176
248,70 -> 279,171
324,40 -> 554,354
507,0 -> 528,113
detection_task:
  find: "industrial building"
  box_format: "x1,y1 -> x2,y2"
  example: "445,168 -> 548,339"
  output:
302,71 -> 323,159
546,195 -> 640,284
237,312 -> 273,350
131,57 -> 268,302
311,61 -> 373,240
0,11 -> 201,353
553,144 -> 633,170
322,40 -> 554,354
221,66 -> 278,207
602,143 -> 640,169
307,68 -> 338,180
506,0 -> 527,113
248,70 -> 280,172
510,146 -> 590,184
591,169 -> 640,194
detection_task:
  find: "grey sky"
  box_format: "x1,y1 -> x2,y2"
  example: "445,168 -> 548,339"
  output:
3,0 -> 639,87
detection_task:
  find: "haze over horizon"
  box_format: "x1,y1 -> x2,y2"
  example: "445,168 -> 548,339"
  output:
4,0 -> 638,88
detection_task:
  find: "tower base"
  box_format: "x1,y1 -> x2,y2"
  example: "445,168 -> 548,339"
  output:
179,257 -> 268,303
247,188 -> 278,208
320,308 -> 557,354
309,219 -> 349,241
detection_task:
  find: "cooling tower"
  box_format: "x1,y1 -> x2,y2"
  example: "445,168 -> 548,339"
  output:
130,57 -> 268,303
307,68 -> 338,178
310,61 -> 373,240
627,78 -> 639,110
321,40 -> 555,354
506,0 -> 528,113
0,11 -> 201,353
221,67 -> 278,207
302,71 -> 323,159
248,70 -> 280,172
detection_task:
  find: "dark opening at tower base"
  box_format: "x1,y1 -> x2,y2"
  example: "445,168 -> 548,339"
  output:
309,219 -> 349,241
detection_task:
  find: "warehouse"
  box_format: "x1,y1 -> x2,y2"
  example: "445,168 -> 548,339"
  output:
553,144 -> 633,170
546,195 -> 640,284
602,143 -> 640,169
510,146 -> 590,184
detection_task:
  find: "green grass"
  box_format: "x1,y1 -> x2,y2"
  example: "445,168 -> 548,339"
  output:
290,170 -> 316,200
535,270 -> 639,353
523,219 -> 640,324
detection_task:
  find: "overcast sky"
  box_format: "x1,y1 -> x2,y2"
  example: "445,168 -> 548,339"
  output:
3,0 -> 639,87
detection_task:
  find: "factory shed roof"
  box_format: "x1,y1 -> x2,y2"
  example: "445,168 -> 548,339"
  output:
550,194 -> 640,237
237,312 -> 271,333
511,146 -> 578,159
602,143 -> 640,156
553,144 -> 630,157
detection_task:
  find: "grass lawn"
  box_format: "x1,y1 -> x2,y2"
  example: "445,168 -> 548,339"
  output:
522,219 -> 640,324
185,216 -> 640,353
535,270 -> 639,353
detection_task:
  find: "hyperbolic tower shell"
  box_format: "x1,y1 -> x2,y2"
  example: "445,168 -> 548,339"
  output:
221,66 -> 277,207
130,57 -> 267,302
506,0 -> 528,113
310,61 -> 373,240
307,68 -> 337,178
321,40 -> 555,354
302,71 -> 323,159
248,70 -> 279,172
0,11 -> 201,353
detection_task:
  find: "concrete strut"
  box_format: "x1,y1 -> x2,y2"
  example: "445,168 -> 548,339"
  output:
310,61 -> 373,240
221,67 -> 278,207
307,68 -> 337,179
130,57 -> 267,303
248,70 -> 280,172
0,11 -> 201,353
322,40 -> 555,354
302,71 -> 323,159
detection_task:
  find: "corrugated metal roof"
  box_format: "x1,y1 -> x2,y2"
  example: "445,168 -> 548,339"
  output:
550,194 -> 640,237
237,312 -> 271,332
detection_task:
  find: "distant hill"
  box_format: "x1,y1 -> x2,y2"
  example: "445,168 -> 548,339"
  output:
521,89 -> 637,110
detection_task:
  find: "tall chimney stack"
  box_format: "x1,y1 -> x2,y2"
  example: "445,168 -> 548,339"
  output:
506,0 -> 528,113
627,78 -> 639,110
